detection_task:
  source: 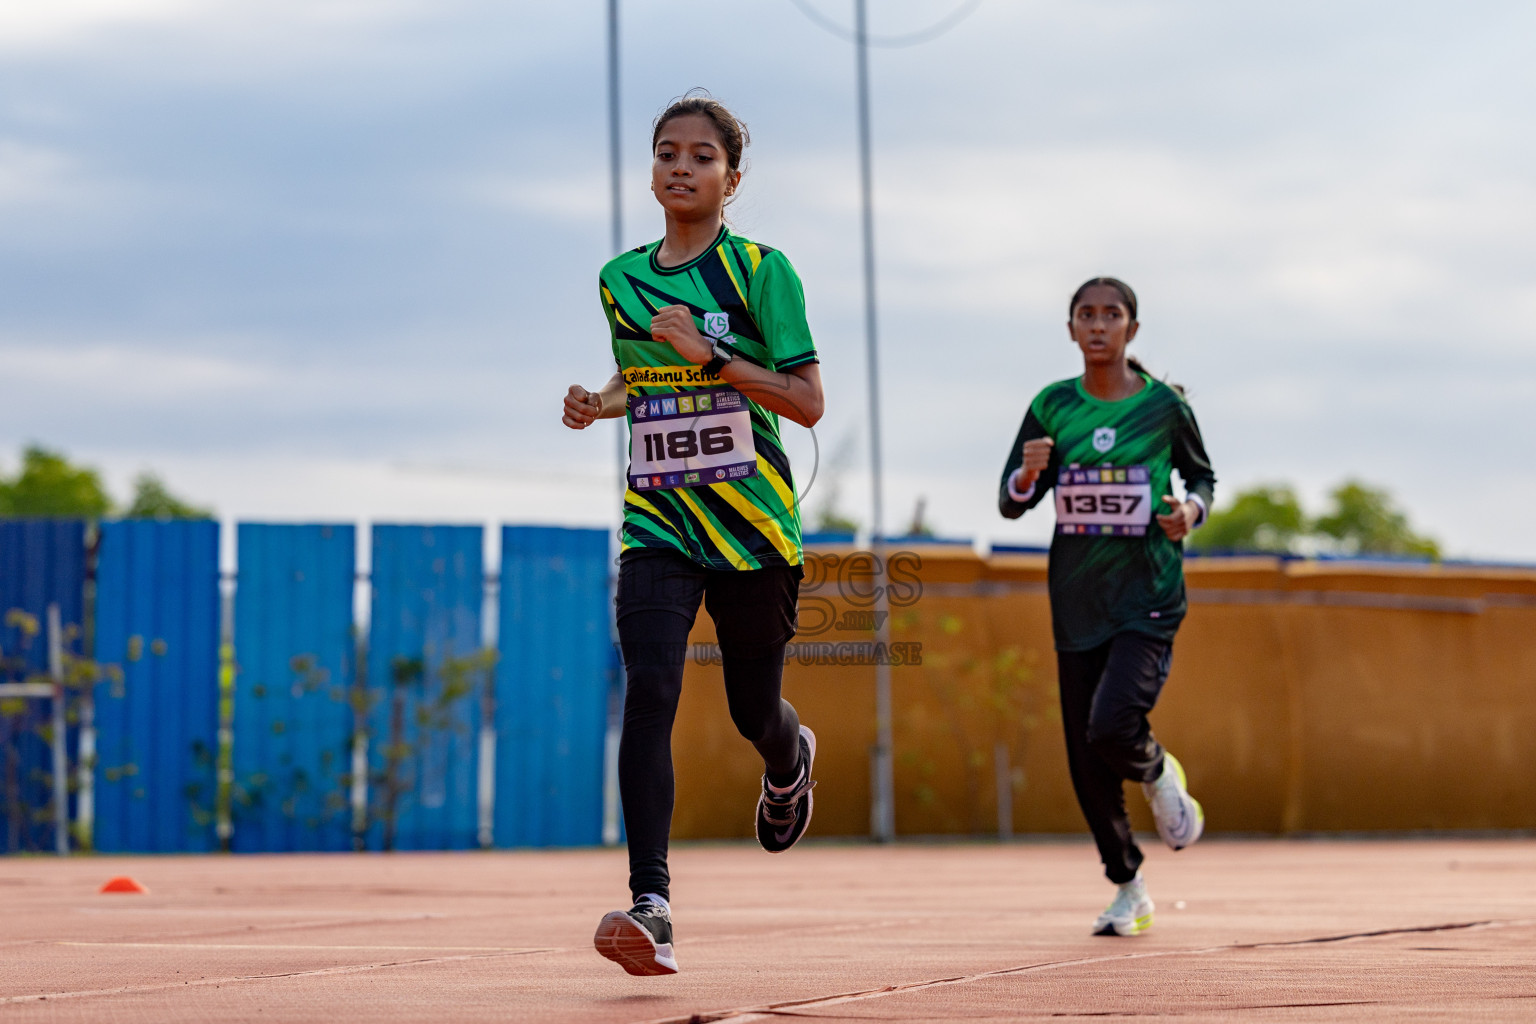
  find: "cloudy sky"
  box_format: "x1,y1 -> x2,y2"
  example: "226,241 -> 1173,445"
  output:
0,0 -> 1532,560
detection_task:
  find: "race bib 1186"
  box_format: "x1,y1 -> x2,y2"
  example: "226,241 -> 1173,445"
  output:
1055,465 -> 1153,536
628,387 -> 757,491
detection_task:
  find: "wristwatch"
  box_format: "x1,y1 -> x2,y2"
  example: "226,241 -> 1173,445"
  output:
701,339 -> 734,377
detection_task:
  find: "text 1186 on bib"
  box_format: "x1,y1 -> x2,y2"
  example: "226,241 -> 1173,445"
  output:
1054,465 -> 1153,537
628,387 -> 757,491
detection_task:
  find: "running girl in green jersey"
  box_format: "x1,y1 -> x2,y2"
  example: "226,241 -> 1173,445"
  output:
561,93 -> 823,977
998,277 -> 1215,937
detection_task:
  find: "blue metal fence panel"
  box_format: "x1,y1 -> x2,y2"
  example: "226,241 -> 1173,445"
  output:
495,526 -> 612,847
0,519 -> 86,672
0,520 -> 86,853
367,525 -> 484,851
93,520 -> 220,853
232,524 -> 356,852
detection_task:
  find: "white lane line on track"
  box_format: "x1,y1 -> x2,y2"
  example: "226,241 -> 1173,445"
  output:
638,917 -> 1536,1024
26,912 -> 449,950
0,915 -> 923,1006
1,948 -> 564,1006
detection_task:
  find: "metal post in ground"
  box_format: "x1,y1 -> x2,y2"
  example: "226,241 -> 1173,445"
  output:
46,603 -> 67,856
76,679 -> 94,852
854,0 -> 895,844
477,659 -> 497,849
601,0 -> 626,849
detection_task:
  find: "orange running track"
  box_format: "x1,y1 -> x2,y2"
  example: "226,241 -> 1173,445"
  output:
4,839 -> 1534,1022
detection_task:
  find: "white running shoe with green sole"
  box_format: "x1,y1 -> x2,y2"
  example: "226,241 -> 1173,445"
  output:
1143,751 -> 1204,851
1093,876 -> 1154,936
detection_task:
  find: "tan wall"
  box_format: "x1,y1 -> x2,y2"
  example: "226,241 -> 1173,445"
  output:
668,548 -> 1536,839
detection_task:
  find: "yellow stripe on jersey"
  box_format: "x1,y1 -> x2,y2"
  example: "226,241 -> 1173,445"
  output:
744,242 -> 763,273
756,454 -> 796,513
604,285 -> 642,333
717,246 -> 748,303
711,482 -> 797,565
673,488 -> 752,570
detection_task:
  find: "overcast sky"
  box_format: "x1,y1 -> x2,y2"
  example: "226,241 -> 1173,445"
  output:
0,0 -> 1532,560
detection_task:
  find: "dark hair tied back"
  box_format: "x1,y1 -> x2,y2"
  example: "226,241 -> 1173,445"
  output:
1069,276 -> 1137,321
652,89 -> 750,174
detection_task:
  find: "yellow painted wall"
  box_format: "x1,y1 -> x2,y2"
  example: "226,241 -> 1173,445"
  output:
667,548 -> 1536,839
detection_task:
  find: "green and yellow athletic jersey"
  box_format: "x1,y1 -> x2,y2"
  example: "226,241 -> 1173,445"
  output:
600,225 -> 818,571
998,374 -> 1216,651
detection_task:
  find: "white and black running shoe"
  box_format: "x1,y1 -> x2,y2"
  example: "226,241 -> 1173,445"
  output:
756,725 -> 817,853
1142,751 -> 1204,851
1093,875 -> 1154,936
594,896 -> 677,976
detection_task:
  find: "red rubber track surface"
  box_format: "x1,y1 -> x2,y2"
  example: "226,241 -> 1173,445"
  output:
4,839 -> 1534,1022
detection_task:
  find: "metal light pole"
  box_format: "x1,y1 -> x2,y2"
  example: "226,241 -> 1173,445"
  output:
601,0 -> 625,848
855,0 -> 895,843
608,0 -> 626,501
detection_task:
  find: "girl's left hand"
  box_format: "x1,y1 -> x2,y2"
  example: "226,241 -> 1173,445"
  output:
650,304 -> 712,364
1156,496 -> 1200,541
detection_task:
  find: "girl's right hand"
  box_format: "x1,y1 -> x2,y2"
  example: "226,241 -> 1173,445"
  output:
562,385 -> 602,429
1018,437 -> 1054,489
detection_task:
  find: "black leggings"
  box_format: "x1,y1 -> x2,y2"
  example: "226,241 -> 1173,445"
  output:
615,548 -> 803,902
1056,632 -> 1172,884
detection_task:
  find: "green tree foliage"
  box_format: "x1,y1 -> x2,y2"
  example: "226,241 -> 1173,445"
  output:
1190,479 -> 1439,559
0,446 -> 112,517
1188,484 -> 1305,552
123,472 -> 212,520
1313,479 -> 1439,558
0,446 -> 211,520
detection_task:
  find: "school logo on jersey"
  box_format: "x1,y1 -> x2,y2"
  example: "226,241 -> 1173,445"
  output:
1093,427 -> 1116,453
703,312 -> 730,339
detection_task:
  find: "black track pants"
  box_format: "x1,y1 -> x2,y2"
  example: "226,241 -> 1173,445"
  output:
615,548 -> 803,903
1056,632 -> 1173,884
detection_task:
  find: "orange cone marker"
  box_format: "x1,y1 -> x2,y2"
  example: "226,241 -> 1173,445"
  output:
99,876 -> 148,894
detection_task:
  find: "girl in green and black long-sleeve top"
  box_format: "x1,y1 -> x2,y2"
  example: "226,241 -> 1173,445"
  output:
999,277 -> 1215,938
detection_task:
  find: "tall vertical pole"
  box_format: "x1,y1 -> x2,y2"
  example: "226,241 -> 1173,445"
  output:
47,603 -> 68,856
601,0 -> 625,849
608,0 -> 626,501
607,0 -> 624,298
855,0 -> 895,843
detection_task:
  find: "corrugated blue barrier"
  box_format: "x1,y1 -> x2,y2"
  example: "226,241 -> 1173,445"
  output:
367,525 -> 484,851
232,524 -> 357,852
495,526 -> 612,847
0,520 -> 86,853
0,519 -> 86,673
93,520 -> 220,853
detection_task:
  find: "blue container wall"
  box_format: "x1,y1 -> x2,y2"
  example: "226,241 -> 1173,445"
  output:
0,519 -> 86,673
93,520 -> 220,853
495,526 -> 613,847
232,524 -> 357,852
367,525 -> 484,851
0,520 -> 86,853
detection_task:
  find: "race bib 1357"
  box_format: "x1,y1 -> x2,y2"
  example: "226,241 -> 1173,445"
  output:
1054,465 -> 1152,537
